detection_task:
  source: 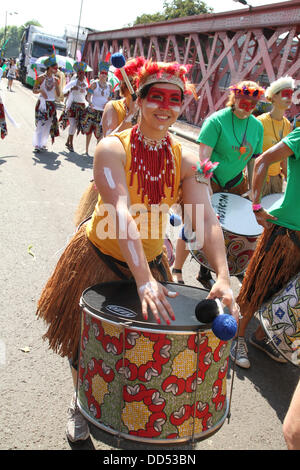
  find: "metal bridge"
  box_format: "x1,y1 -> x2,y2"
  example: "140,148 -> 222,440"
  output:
82,1 -> 300,126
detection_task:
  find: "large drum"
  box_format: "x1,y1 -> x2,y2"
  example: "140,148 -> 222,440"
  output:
190,193 -> 263,276
259,273 -> 300,367
77,281 -> 232,444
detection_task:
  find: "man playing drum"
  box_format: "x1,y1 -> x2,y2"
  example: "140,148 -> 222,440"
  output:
172,81 -> 264,286
36,59 -> 239,442
231,127 -> 300,368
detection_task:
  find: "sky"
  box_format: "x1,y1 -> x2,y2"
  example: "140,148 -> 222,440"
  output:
1,0 -> 292,36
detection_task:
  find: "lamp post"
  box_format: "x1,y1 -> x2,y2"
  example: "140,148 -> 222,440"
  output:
4,11 -> 18,44
74,0 -> 84,60
233,0 -> 253,11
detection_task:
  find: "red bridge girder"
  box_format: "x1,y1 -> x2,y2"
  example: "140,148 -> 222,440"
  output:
82,1 -> 300,126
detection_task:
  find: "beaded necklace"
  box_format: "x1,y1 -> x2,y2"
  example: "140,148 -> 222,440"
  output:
232,111 -> 250,158
45,74 -> 55,92
130,125 -> 175,205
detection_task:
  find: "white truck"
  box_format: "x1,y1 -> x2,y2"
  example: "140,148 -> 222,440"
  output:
19,25 -> 67,86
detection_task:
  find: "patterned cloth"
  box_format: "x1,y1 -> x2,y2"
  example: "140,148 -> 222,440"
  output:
59,102 -> 86,134
0,102 -> 7,139
82,106 -> 103,139
35,100 -> 59,144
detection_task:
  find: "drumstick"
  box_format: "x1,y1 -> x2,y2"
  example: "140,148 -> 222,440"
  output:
195,298 -> 237,341
111,53 -> 137,101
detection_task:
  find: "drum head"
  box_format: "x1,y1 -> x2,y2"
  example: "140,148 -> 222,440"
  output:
212,193 -> 263,236
81,281 -> 226,331
261,193 -> 284,211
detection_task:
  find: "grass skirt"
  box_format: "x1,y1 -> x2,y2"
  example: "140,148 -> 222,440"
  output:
36,226 -> 172,361
237,224 -> 300,317
74,181 -> 98,227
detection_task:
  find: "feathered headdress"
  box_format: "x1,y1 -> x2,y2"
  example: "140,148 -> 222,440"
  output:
136,60 -> 195,96
265,76 -> 295,100
229,83 -> 265,99
114,56 -> 146,83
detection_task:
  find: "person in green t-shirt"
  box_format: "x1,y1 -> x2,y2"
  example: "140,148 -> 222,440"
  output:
172,81 -> 264,286
231,127 -> 300,369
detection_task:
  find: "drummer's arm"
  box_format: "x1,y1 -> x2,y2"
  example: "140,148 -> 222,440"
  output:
252,142 -> 292,201
93,137 -> 151,281
102,101 -> 123,136
93,137 -> 176,324
252,141 -> 293,227
181,150 -> 229,281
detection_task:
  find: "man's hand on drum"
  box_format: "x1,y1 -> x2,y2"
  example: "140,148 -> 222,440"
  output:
137,278 -> 178,326
207,279 -> 240,322
254,208 -> 278,229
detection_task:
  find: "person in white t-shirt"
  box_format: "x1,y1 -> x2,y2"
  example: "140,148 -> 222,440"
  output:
82,61 -> 112,156
59,61 -> 89,153
7,59 -> 18,92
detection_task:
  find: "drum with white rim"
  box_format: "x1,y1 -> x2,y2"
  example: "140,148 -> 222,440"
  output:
77,281 -> 232,444
261,192 -> 284,211
190,193 -> 263,276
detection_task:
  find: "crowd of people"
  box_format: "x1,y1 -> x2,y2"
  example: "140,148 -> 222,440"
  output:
1,50 -> 299,449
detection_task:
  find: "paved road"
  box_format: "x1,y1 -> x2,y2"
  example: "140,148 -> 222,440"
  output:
0,79 -> 298,451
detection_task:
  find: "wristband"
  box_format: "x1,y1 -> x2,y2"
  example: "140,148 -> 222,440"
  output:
252,203 -> 262,212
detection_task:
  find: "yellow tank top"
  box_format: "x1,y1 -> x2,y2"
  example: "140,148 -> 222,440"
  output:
111,99 -> 127,124
257,113 -> 291,177
86,128 -> 182,262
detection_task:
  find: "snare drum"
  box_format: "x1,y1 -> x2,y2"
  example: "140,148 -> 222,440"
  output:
77,281 -> 231,443
190,193 -> 263,276
259,273 -> 300,367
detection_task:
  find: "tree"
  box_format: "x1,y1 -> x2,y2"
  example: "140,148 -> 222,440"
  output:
133,0 -> 212,25
0,20 -> 42,58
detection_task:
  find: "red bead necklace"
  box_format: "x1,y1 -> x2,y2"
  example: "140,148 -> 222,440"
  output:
130,125 -> 175,205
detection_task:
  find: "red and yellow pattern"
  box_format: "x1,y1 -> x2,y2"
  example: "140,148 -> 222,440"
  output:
78,312 -> 231,442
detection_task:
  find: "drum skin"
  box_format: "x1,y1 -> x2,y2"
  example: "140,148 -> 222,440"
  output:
259,272 -> 300,367
77,283 -> 231,443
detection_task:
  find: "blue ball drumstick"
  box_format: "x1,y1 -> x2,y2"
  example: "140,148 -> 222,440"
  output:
111,53 -> 137,101
195,298 -> 237,341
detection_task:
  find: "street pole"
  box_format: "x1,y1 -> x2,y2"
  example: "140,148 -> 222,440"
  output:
74,0 -> 84,60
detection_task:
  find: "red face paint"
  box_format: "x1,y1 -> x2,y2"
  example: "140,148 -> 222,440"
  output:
147,87 -> 182,109
281,88 -> 293,99
237,98 -> 257,113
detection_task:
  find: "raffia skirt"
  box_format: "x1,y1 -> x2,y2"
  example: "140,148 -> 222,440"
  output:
73,181 -> 98,227
36,226 -> 173,362
237,224 -> 300,317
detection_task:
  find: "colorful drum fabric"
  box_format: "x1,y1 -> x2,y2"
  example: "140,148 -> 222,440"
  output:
259,272 -> 300,367
77,281 -> 231,443
164,238 -> 175,267
190,193 -> 263,276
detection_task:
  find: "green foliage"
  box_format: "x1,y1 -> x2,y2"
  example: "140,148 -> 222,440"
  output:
0,20 -> 42,58
133,0 -> 213,25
